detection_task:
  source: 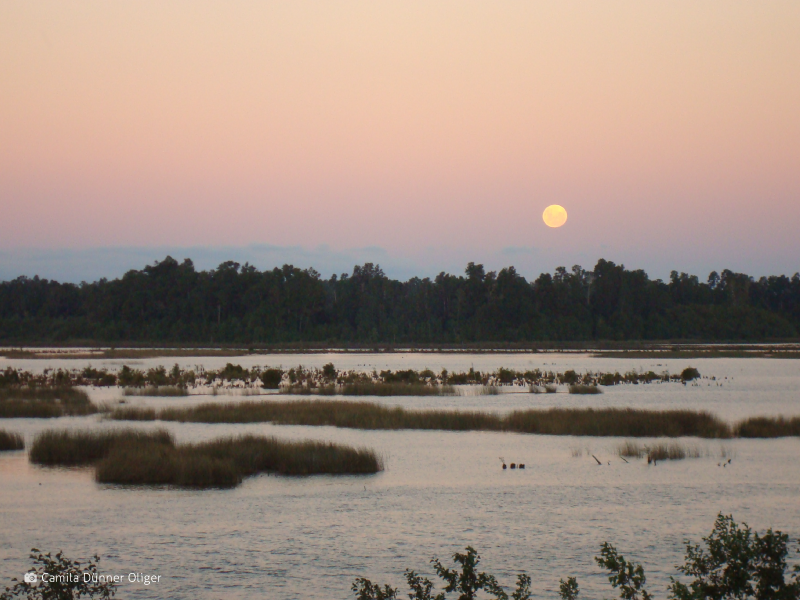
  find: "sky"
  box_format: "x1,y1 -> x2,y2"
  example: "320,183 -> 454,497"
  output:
1,1 -> 799,283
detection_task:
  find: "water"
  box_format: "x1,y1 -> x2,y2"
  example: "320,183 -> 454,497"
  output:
1,353 -> 799,599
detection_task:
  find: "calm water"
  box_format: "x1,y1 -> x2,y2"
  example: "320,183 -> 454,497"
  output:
1,353 -> 799,599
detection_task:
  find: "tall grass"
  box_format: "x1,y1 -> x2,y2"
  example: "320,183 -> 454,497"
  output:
122,386 -> 188,397
30,428 -> 382,487
0,387 -> 96,418
616,440 -> 701,461
504,408 -> 729,438
648,442 -> 701,461
341,383 -> 456,396
30,429 -> 173,465
0,429 -> 24,451
477,386 -> 500,396
95,441 -> 241,487
110,401 -> 733,438
616,440 -> 646,458
735,416 -> 800,438
188,436 -> 382,476
568,384 -> 603,395
284,383 -> 456,396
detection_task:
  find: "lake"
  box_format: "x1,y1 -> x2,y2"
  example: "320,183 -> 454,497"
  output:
1,353 -> 799,598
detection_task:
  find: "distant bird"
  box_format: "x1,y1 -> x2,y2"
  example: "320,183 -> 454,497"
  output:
500,457 -> 507,470
518,464 -> 525,469
728,458 -> 732,464
510,463 -> 516,469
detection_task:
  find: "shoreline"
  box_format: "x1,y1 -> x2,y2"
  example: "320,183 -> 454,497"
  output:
2,342 -> 800,360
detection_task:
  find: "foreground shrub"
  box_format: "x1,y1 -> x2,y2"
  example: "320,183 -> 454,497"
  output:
0,430 -> 24,451
0,549 -> 116,599
353,546 -> 531,600
353,515 -> 800,600
0,387 -> 95,418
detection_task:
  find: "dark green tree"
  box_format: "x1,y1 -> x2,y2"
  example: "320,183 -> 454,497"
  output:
1,549 -> 116,600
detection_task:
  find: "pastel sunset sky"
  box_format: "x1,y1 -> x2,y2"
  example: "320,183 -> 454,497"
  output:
2,1 -> 799,282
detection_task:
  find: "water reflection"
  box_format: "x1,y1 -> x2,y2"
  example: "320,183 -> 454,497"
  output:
1,354 -> 799,598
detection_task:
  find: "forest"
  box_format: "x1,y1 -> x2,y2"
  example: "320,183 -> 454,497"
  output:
0,257 -> 798,344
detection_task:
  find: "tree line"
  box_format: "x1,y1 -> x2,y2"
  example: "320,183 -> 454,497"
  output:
0,256 -> 798,344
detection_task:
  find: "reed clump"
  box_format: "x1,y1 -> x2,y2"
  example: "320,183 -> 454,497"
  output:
30,428 -> 381,487
110,401 -> 732,438
284,382 -> 455,396
109,407 -> 158,421
477,386 -> 500,396
0,387 -> 96,418
122,386 -> 188,397
617,440 -> 646,458
189,436 -> 382,476
335,383 -> 457,396
568,384 -> 603,395
504,408 -> 730,438
647,442 -> 700,461
95,441 -> 241,487
112,400 -> 500,431
0,429 -> 25,451
616,440 -> 701,461
29,429 -> 173,465
735,416 -> 800,438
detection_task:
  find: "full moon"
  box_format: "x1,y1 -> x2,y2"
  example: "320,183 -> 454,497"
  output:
543,204 -> 568,228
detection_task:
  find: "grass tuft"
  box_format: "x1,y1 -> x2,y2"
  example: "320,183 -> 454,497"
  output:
0,429 -> 25,451
616,440 -> 701,461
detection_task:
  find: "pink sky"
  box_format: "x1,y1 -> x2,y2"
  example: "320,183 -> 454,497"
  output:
1,1 -> 799,279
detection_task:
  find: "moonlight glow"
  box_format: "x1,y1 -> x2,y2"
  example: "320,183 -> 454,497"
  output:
543,205 -> 568,228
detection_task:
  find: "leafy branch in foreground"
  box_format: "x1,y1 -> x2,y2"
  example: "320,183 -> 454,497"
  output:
352,546 -> 531,600
354,515 -> 799,600
668,514 -> 800,600
0,548 -> 116,600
